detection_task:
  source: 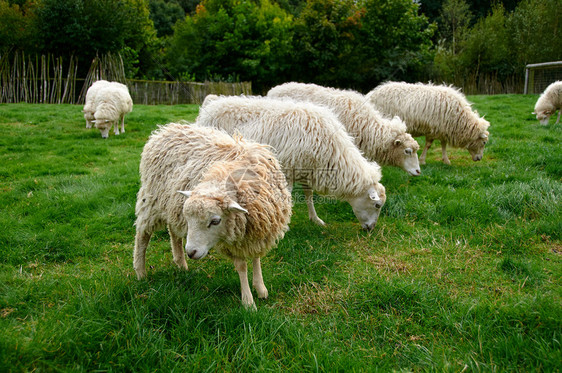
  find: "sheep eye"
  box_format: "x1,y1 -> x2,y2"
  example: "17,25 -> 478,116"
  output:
404,149 -> 412,155
208,218 -> 221,227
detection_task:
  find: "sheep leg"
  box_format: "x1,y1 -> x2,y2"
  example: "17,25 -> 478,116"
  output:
420,137 -> 434,165
252,257 -> 268,299
169,227 -> 188,271
441,140 -> 451,165
556,110 -> 561,125
304,187 -> 326,226
233,258 -> 256,310
133,229 -> 152,279
120,114 -> 125,133
114,120 -> 120,135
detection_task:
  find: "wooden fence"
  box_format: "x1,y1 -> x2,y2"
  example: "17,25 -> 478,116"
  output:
0,52 -> 79,104
1,52 -> 252,105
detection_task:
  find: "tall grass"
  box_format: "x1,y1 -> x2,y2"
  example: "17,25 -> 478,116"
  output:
0,95 -> 560,371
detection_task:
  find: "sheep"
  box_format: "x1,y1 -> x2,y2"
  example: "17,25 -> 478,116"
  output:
83,80 -> 110,128
367,82 -> 490,165
92,82 -> 133,138
134,122 -> 291,309
267,82 -> 421,176
197,95 -> 386,230
533,81 -> 562,125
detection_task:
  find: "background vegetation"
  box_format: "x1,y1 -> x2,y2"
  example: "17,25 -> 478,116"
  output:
0,95 -> 560,371
1,0 -> 560,92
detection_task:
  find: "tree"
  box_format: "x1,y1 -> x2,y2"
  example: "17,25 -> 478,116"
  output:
32,0 -> 158,78
290,0 -> 363,87
166,0 -> 294,91
149,0 -> 185,37
356,0 -> 435,89
0,0 -> 37,51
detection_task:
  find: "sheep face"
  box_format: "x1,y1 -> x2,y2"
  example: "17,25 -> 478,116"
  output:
392,135 -> 421,176
179,190 -> 248,260
535,109 -> 553,125
93,119 -> 112,139
347,184 -> 386,231
466,129 -> 489,162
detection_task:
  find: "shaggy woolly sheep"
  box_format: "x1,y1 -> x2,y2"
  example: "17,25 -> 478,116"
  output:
533,81 -> 562,125
268,82 -> 421,176
134,123 -> 291,309
92,83 -> 133,138
83,80 -> 110,128
197,95 -> 386,230
367,82 -> 490,165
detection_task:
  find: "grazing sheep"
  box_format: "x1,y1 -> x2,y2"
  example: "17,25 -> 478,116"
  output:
83,80 -> 110,128
268,82 -> 421,176
134,123 -> 291,309
533,81 -> 562,125
92,83 -> 133,138
197,95 -> 386,230
367,82 -> 490,165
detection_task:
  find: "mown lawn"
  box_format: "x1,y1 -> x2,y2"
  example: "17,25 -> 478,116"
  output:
0,95 -> 560,371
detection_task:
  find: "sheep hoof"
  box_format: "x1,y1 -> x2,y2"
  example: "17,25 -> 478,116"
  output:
443,159 -> 451,165
256,287 -> 269,299
242,300 -> 257,311
311,217 -> 326,226
135,270 -> 147,280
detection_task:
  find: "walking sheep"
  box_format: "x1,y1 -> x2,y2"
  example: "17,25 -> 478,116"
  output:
533,81 -> 562,125
197,95 -> 386,230
367,82 -> 490,165
92,83 -> 133,138
134,123 -> 291,309
268,82 -> 421,176
83,80 -> 110,128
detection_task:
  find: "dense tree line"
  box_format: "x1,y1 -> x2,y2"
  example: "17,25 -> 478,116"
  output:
0,0 -> 560,92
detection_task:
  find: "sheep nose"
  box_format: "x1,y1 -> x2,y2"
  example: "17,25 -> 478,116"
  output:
415,169 -> 421,175
375,201 -> 383,209
188,250 -> 197,259
363,223 -> 375,231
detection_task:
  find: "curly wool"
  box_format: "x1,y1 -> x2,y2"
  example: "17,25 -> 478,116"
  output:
135,123 -> 291,259
93,84 -> 133,124
534,81 -> 562,117
267,82 -> 420,167
83,80 -> 110,124
197,95 -> 382,198
367,82 -> 490,148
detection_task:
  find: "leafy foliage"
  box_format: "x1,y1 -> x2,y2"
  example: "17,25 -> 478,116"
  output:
167,0 -> 294,91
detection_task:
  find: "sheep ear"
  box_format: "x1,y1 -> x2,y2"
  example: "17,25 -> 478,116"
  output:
177,190 -> 192,198
228,201 -> 248,214
368,188 -> 379,201
480,133 -> 488,139
394,139 -> 402,146
531,112 -> 536,115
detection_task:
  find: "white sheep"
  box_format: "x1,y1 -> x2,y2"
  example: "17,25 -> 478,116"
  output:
533,81 -> 562,125
268,82 -> 421,176
134,123 -> 291,309
83,80 -> 110,128
367,82 -> 490,165
197,95 -> 386,230
92,82 -> 133,138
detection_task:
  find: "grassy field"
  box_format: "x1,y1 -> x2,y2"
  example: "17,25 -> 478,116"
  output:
0,95 -> 560,371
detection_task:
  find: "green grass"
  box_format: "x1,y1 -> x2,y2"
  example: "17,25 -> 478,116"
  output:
0,96 -> 560,371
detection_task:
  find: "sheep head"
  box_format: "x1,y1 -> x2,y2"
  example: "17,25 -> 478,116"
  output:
534,108 -> 554,125
392,133 -> 421,176
466,118 -> 490,161
178,183 -> 248,260
346,183 -> 386,231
